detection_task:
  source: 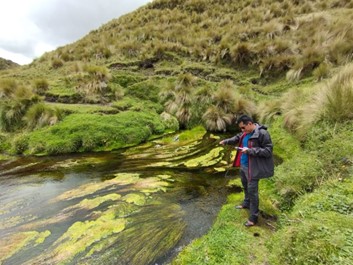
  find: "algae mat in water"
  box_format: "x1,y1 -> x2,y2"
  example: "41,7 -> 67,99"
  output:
0,131 -> 232,265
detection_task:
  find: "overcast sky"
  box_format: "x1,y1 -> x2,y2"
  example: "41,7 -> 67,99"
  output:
0,0 -> 151,65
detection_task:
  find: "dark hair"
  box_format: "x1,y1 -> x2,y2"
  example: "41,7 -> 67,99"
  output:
236,114 -> 253,125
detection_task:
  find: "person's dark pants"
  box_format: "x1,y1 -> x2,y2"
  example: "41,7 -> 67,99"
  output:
240,165 -> 259,223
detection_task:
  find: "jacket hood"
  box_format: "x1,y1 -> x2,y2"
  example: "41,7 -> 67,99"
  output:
250,124 -> 267,138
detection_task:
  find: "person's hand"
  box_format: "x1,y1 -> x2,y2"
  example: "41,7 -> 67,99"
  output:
220,140 -> 225,145
241,147 -> 249,153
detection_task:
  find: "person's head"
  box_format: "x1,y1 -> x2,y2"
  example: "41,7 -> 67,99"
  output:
237,114 -> 255,133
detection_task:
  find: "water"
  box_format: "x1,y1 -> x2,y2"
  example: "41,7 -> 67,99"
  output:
0,133 -> 236,265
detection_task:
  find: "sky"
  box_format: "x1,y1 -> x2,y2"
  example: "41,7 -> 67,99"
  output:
0,0 -> 152,65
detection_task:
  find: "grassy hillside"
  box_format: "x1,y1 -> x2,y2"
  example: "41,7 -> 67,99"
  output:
1,0 -> 352,264
0,57 -> 19,70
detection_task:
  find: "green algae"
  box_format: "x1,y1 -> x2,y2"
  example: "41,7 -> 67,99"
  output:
147,161 -> 179,168
53,173 -> 140,202
23,194 -> 123,231
132,177 -> 170,194
35,230 -> 51,244
46,209 -> 126,264
157,174 -> 174,181
0,214 -> 36,230
0,230 -> 51,264
111,172 -> 141,185
184,147 -> 223,168
122,193 -> 146,206
0,127 -> 229,265
72,193 -> 122,210
214,167 -> 226,172
84,203 -> 186,265
209,134 -> 220,140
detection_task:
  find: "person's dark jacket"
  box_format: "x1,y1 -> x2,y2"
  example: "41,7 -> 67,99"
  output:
222,124 -> 274,180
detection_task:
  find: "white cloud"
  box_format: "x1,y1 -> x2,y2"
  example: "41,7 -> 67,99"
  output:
0,0 -> 151,65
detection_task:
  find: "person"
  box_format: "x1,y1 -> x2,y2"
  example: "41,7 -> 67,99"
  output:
220,114 -> 274,227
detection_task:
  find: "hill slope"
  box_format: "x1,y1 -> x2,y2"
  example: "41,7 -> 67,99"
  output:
0,57 -> 19,70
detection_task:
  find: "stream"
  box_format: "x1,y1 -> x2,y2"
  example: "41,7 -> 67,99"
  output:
0,132 -> 237,265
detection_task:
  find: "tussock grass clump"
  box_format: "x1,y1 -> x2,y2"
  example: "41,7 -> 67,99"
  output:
51,58 -> 64,69
313,62 -> 330,81
0,80 -> 41,132
32,79 -> 49,95
202,105 -> 233,132
202,80 -> 256,132
24,103 -> 63,130
160,73 -> 196,129
256,99 -> 282,124
283,63 -> 353,137
315,64 -> 353,122
75,64 -> 114,103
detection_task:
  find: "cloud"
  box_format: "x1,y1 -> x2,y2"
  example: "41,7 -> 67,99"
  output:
0,0 -> 151,65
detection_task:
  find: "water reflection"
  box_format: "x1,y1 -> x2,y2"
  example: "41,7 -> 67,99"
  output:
0,133 -> 234,265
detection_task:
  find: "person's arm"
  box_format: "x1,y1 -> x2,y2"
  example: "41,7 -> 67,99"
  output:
220,133 -> 242,146
247,131 -> 273,158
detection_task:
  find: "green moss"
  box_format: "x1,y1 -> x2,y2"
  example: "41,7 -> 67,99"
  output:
178,126 -> 206,141
269,117 -> 301,161
46,102 -> 118,114
26,111 -> 166,155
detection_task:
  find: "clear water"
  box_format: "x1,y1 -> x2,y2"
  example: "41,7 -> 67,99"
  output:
0,133 -> 236,265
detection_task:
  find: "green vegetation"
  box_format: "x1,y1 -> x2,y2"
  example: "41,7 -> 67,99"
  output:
1,0 -> 353,264
24,111 -> 169,155
0,57 -> 19,70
